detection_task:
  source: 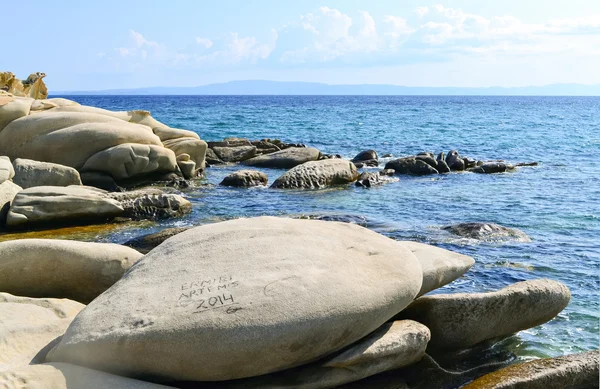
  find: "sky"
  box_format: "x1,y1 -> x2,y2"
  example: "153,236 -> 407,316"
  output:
4,0 -> 600,90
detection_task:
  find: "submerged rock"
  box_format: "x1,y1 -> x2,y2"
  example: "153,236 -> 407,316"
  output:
46,216 -> 423,381
123,227 -> 191,254
271,159 -> 359,189
12,158 -> 82,188
0,239 -> 143,303
396,279 -> 571,350
385,157 -> 439,176
242,147 -> 321,169
220,170 -> 268,187
442,222 -> 531,242
470,162 -> 514,174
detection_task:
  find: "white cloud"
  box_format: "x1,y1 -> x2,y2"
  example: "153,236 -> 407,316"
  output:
130,30 -> 158,48
415,6 -> 429,18
195,37 -> 213,48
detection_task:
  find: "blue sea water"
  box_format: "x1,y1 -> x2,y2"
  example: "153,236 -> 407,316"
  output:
57,95 -> 600,360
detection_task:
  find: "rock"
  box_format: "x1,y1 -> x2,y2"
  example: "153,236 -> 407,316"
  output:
384,157 -> 439,175
442,222 -> 531,242
461,350 -> 600,389
0,71 -> 48,99
0,156 -> 15,183
463,157 -> 477,169
352,150 -> 378,162
220,170 -> 269,187
207,138 -> 252,148
320,154 -> 343,160
0,180 -> 21,226
212,320 -> 430,389
355,172 -> 397,188
212,146 -> 257,163
80,171 -> 120,191
354,159 -> 379,168
176,154 -> 197,179
242,147 -> 321,169
436,159 -> 451,174
0,363 -> 176,389
272,159 -> 359,189
46,216 -> 423,381
379,169 -> 395,176
123,227 -> 191,254
107,189 -> 192,220
471,162 -> 513,174
415,154 -> 437,169
395,279 -> 571,350
161,137 -> 207,173
445,150 -> 465,171
382,153 -> 393,158
398,241 -> 475,297
514,161 -> 539,167
0,293 -> 84,370
205,148 -> 224,165
251,140 -> 281,155
0,239 -> 143,303
12,158 -> 82,189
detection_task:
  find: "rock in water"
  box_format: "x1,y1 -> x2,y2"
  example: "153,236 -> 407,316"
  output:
0,239 -> 143,303
352,150 -> 378,162
242,147 -> 321,169
445,150 -> 465,171
442,222 -> 531,242
212,146 -> 257,163
470,162 -> 513,174
0,363 -> 177,389
12,158 -> 82,188
395,279 -> 570,350
220,170 -> 269,187
46,216 -> 423,381
123,227 -> 191,254
0,156 -> 15,183
398,241 -> 475,297
0,293 -> 84,370
271,159 -> 359,189
384,157 -> 439,175
461,350 -> 600,389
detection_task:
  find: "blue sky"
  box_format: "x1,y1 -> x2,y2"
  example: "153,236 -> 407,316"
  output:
4,0 -> 600,90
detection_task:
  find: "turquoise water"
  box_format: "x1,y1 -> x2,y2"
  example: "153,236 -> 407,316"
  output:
57,95 -> 600,359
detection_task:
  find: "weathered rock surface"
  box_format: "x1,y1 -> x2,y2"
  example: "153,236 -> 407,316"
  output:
220,170 -> 269,187
212,146 -> 257,163
47,216 -> 423,381
355,172 -> 398,188
205,148 -> 224,165
471,162 -> 513,174
12,158 -> 82,189
462,350 -> 600,389
0,156 -> 15,183
108,189 -> 192,220
442,222 -> 531,242
446,150 -> 465,171
352,150 -> 378,162
123,227 -> 191,254
271,159 -> 359,189
0,293 -> 84,370
0,180 -> 21,225
396,279 -> 571,350
0,239 -> 143,303
398,241 -> 475,297
0,71 -> 48,99
385,157 -> 439,175
243,147 -> 321,169
0,363 -> 176,389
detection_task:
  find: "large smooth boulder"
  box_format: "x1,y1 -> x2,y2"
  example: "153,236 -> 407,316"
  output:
212,146 -> 257,163
0,363 -> 176,389
242,147 -> 321,169
271,159 -> 359,189
0,94 -> 33,131
442,222 -> 531,242
12,158 -> 82,189
396,279 -> 571,350
108,189 -> 192,219
47,216 -> 423,381
384,157 -> 439,175
0,293 -> 84,370
0,156 -> 15,183
0,180 -> 21,225
0,239 -> 143,303
461,350 -> 600,389
123,227 -> 191,254
399,241 -> 475,297
220,170 -> 268,187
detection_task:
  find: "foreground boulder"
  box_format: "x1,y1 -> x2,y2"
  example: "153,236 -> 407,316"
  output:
47,216 -> 423,381
0,363 -> 176,389
462,350 -> 599,389
123,227 -> 191,254
0,293 -> 84,369
242,147 -> 321,169
0,180 -> 21,225
442,223 -> 531,242
399,241 -> 475,297
0,239 -> 143,303
12,158 -> 82,188
271,159 -> 359,189
396,279 -> 571,350
0,156 -> 14,183
220,170 -> 268,187
385,157 -> 439,176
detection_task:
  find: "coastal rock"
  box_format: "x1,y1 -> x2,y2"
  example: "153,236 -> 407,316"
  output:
0,156 -> 15,183
212,146 -> 257,163
442,222 -> 531,242
205,148 -> 224,165
435,153 -> 451,173
461,350 -> 600,389
207,138 -> 253,148
176,154 -> 197,179
0,93 -> 33,131
0,71 -> 48,99
271,159 -> 359,189
12,158 -> 82,188
242,147 -> 321,169
0,363 -> 176,389
0,293 -> 84,370
220,170 -> 269,187
445,150 -> 465,171
471,162 -> 513,174
0,180 -> 21,225
352,150 -> 378,162
160,135 -> 207,172
379,169 -> 395,176
0,239 -> 143,303
415,154 -> 437,169
107,189 -> 192,219
80,171 -> 120,191
46,216 -> 423,381
395,279 -> 571,350
398,241 -> 475,297
384,157 -> 439,175
123,227 -> 191,254
251,140 -> 281,155
355,172 -> 397,188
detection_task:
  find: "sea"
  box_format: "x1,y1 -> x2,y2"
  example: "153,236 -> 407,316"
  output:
53,95 -> 600,361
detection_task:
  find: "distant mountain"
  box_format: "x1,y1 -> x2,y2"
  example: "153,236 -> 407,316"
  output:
54,80 -> 600,96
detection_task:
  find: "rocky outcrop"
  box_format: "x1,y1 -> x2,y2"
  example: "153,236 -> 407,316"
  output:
220,170 -> 269,187
0,292 -> 84,370
396,279 -> 571,350
355,172 -> 398,188
272,159 -> 359,189
12,158 -> 82,188
0,71 -> 48,99
123,227 -> 191,254
243,147 -> 321,169
446,150 -> 465,171
471,162 -> 514,174
46,216 -> 423,382
212,146 -> 257,162
442,222 -> 531,242
0,239 -> 143,303
385,157 -> 439,175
